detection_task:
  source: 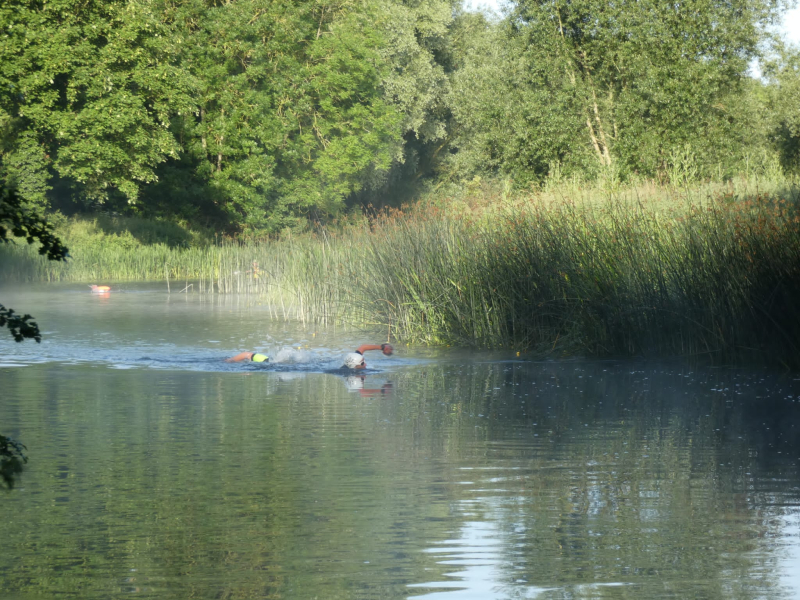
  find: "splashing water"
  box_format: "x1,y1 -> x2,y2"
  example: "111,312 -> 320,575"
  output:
272,347 -> 314,364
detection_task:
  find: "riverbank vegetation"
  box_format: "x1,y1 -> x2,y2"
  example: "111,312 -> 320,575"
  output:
3,178 -> 800,365
2,0 -> 800,364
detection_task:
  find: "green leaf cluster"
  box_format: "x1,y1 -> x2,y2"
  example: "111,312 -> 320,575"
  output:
759,44 -> 800,173
0,0 -> 405,231
148,0 -> 403,230
1,182 -> 69,261
0,0 -> 194,203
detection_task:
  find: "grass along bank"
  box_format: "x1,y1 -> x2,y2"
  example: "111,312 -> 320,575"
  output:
2,179 -> 800,364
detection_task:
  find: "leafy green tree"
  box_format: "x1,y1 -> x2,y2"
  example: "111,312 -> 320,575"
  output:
761,45 -> 800,173
0,0 -> 196,207
376,0 -> 456,177
141,0 -> 402,232
448,0 -> 786,183
1,0 -> 410,231
379,0 -> 455,144
1,184 -> 69,341
351,0 -> 469,206
446,13 -> 592,184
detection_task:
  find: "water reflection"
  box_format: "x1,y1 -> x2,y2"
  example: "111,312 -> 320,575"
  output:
0,360 -> 798,599
1,286 -> 799,598
400,362 -> 800,599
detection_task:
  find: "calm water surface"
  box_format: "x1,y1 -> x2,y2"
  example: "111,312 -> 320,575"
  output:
1,284 -> 800,599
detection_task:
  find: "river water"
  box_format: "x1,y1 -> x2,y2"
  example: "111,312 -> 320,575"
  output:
1,284 -> 800,599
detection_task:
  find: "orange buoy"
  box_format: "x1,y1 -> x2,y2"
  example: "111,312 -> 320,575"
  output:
89,285 -> 111,293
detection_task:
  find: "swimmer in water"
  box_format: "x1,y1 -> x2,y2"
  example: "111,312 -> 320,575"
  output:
225,343 -> 393,368
342,343 -> 393,370
225,351 -> 270,363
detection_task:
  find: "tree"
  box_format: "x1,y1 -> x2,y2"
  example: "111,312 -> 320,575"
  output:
139,0 -> 402,232
447,0 -> 786,183
350,0 -> 473,206
446,13 -> 591,184
762,45 -> 800,174
372,0 -> 457,184
1,184 -> 68,340
1,0 -> 470,230
0,0 -> 196,208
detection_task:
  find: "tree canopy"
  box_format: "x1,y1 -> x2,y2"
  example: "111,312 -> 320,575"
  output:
444,0 -> 791,183
1,0 -> 797,231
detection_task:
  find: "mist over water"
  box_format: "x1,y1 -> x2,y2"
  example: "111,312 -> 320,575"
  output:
1,284 -> 800,599
0,283 -> 402,372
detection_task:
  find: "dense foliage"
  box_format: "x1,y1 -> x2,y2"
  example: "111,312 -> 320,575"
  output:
138,0 -> 406,230
448,0 -> 787,182
1,0 -> 797,232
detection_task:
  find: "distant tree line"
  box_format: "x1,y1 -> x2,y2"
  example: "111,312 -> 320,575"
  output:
1,0 -> 798,233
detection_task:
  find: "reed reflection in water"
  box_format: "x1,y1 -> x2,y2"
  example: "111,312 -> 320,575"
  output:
1,357 -> 799,599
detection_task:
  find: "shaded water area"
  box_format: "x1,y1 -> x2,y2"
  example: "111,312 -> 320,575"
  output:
2,284 -> 800,599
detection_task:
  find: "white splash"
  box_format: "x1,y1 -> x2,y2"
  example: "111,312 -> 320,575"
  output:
272,347 -> 312,364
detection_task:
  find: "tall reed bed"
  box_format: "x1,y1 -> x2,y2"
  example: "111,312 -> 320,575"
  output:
2,185 -> 799,363
348,192 -> 800,363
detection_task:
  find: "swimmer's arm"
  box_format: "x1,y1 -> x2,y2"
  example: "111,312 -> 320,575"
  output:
226,351 -> 255,363
355,343 -> 393,355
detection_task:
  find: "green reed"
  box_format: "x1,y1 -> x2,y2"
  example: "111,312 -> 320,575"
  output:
2,181 -> 799,363
350,190 -> 800,363
0,225 -> 368,326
